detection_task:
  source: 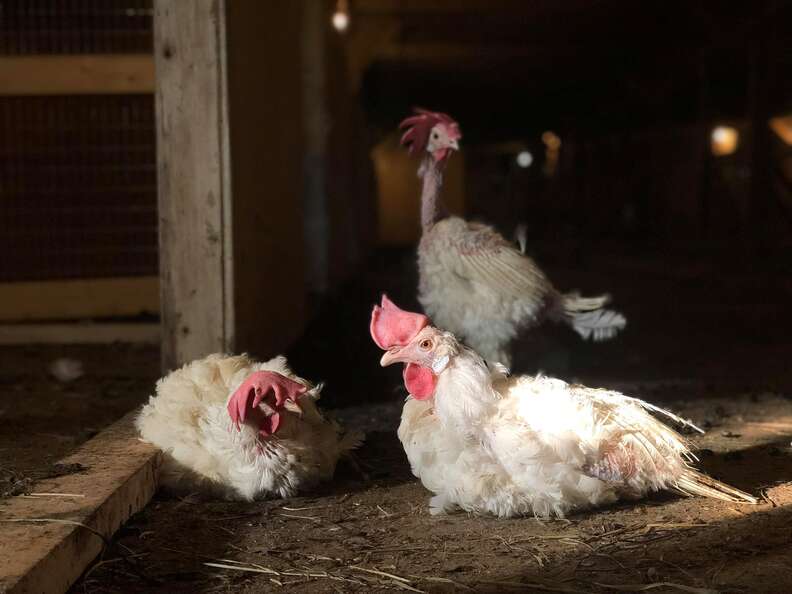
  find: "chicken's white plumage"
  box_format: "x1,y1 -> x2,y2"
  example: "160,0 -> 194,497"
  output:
400,109 -> 626,367
373,297 -> 756,518
136,354 -> 361,501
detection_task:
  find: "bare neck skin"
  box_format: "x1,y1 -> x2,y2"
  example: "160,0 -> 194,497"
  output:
419,155 -> 447,231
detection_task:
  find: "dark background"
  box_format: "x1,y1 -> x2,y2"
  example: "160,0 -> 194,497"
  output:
1,0 -> 790,405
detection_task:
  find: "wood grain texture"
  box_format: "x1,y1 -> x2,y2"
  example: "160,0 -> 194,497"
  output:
0,412 -> 160,594
0,55 -> 155,96
154,0 -> 232,370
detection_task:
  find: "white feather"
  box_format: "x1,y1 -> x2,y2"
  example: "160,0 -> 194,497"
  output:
136,354 -> 362,501
397,338 -> 756,518
418,216 -> 626,366
570,309 -> 628,341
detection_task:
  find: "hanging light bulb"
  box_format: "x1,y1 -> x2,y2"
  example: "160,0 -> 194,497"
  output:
516,150 -> 533,168
332,0 -> 350,33
711,126 -> 739,156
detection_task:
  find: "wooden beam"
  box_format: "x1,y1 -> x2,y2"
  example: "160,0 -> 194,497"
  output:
355,0 -> 534,14
155,0 -> 307,369
0,54 -> 154,96
0,323 -> 159,345
0,277 -> 158,322
155,0 -> 233,370
0,412 -> 160,594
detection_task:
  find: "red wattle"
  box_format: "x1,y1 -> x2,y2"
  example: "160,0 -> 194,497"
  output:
434,147 -> 449,162
403,363 -> 437,400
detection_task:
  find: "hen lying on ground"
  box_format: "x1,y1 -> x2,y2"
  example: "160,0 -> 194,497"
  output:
370,295 -> 756,518
137,354 -> 362,501
401,108 -> 626,366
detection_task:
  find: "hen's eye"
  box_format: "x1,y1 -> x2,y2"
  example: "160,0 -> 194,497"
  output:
420,339 -> 432,350
432,132 -> 439,140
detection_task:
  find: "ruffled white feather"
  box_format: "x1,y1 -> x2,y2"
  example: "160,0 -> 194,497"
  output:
136,354 -> 362,501
398,346 -> 756,518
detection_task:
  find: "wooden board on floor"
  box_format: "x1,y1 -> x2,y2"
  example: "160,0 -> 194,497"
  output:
0,412 -> 160,594
0,54 -> 155,96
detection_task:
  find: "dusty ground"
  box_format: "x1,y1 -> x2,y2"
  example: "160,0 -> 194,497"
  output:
0,343 -> 159,497
1,247 -> 791,593
68,391 -> 792,594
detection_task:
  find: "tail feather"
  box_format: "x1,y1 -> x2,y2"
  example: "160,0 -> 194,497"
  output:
563,292 -> 625,341
568,308 -> 627,341
675,469 -> 758,504
563,291 -> 611,312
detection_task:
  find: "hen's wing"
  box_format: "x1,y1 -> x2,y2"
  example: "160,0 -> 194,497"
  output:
433,219 -> 554,313
511,377 -> 755,503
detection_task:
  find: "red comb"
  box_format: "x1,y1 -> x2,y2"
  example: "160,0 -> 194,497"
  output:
370,295 -> 430,350
399,108 -> 460,156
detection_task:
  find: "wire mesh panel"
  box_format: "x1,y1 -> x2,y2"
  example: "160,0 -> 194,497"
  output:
0,0 -> 153,54
0,94 -> 157,282
0,1 -> 156,283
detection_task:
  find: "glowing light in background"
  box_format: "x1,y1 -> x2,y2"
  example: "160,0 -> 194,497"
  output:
769,115 -> 792,146
541,131 -> 561,150
711,126 -> 739,156
332,0 -> 350,33
542,131 -> 561,176
516,151 -> 533,168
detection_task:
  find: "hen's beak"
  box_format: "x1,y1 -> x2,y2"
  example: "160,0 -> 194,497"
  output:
283,398 -> 303,415
448,139 -> 459,151
380,347 -> 408,367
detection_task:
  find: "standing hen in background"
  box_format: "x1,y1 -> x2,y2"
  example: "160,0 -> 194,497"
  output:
370,296 -> 757,518
137,354 -> 362,501
401,108 -> 626,367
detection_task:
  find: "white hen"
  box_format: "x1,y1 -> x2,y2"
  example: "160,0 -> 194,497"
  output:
136,354 -> 361,501
401,108 -> 626,366
370,296 -> 756,518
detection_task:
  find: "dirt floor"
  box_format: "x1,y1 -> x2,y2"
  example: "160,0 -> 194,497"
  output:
2,247 -> 792,593
63,391 -> 792,594
0,343 -> 159,497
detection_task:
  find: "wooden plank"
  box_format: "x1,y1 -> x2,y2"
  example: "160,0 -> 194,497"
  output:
156,1 -> 308,369
0,277 -> 159,322
0,55 -> 154,96
0,412 -> 160,594
155,0 -> 233,370
0,323 -> 159,345
356,0 -> 534,13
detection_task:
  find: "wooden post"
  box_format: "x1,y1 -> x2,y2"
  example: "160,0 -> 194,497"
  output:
155,0 -> 233,371
155,0 -> 306,370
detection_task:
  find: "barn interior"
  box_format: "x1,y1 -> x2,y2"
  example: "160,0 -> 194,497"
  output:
1,1 -> 792,593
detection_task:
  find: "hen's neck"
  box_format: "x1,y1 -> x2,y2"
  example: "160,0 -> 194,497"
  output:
419,156 -> 447,231
433,351 -> 498,436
